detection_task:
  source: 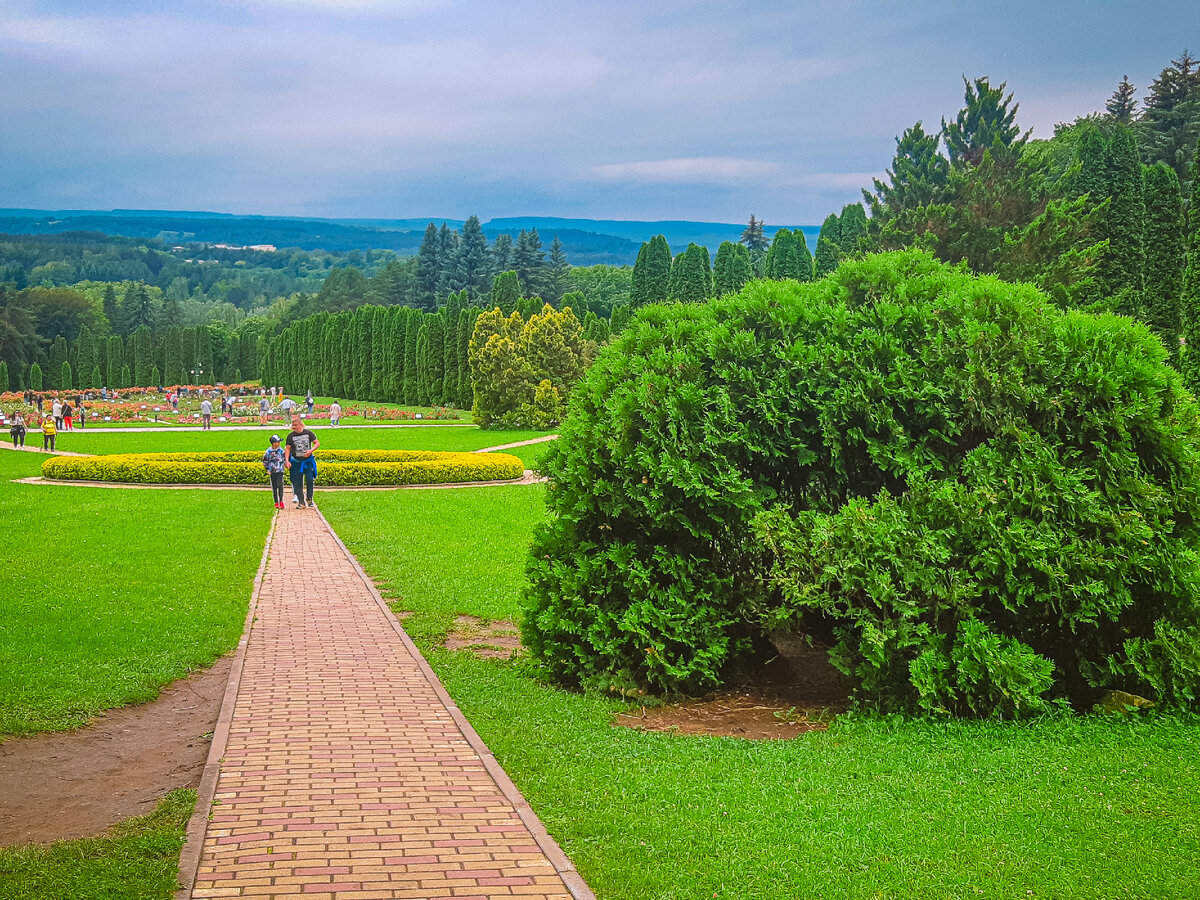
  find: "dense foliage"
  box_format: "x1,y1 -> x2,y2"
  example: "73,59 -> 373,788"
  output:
524,251 -> 1200,716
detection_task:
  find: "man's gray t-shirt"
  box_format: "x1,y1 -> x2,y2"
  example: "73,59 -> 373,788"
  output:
286,429 -> 316,459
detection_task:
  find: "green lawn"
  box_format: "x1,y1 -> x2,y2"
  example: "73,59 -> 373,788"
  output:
0,790 -> 194,900
319,483 -> 1200,900
0,450 -> 270,736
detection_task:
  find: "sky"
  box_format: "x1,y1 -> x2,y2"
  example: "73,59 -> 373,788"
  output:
1,0 -> 1198,225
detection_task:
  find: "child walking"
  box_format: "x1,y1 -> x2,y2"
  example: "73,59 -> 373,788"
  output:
41,415 -> 56,451
262,434 -> 287,509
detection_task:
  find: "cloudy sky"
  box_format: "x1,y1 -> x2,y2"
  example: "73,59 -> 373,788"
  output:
1,0 -> 1196,225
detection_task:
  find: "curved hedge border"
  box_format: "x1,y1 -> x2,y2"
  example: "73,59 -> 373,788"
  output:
41,449 -> 525,486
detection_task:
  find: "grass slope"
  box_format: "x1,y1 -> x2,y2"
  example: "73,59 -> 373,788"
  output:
320,483 -> 1200,900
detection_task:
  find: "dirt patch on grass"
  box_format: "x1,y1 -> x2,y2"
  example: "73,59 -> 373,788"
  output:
614,692 -> 838,740
444,615 -> 523,659
0,655 -> 229,847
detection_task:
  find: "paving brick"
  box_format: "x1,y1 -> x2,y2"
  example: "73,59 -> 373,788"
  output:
184,509 -> 589,900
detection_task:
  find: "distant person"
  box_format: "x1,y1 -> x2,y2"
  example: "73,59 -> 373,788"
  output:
9,412 -> 26,447
306,390 -> 314,416
279,396 -> 297,419
262,434 -> 287,510
258,395 -> 270,425
41,415 -> 56,451
329,400 -> 342,427
284,416 -> 319,509
51,397 -> 63,430
200,397 -> 213,430
77,398 -> 86,428
62,401 -> 73,431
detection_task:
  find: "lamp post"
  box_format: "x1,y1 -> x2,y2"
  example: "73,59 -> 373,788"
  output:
190,368 -> 204,386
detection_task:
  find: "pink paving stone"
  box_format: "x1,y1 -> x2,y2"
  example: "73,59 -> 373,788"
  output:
183,508 -> 590,900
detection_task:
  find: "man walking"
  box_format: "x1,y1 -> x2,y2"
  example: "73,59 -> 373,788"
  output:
284,416 -> 320,508
200,397 -> 213,430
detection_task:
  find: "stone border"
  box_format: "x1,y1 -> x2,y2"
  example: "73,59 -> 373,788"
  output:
317,507 -> 596,900
175,511 -> 276,900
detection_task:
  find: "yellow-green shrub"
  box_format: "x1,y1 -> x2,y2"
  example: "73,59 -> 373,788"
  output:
41,450 -> 524,486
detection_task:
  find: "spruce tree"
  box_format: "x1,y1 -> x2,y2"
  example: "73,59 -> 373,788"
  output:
1138,51 -> 1200,188
1142,162 -> 1186,355
513,229 -> 547,300
1107,75 -> 1139,124
739,215 -> 769,251
545,236 -> 569,305
490,234 -> 514,279
415,223 -> 441,311
453,215 -> 490,298
434,224 -> 460,301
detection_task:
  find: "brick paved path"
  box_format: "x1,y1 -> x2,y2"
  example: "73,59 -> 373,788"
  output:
180,507 -> 591,900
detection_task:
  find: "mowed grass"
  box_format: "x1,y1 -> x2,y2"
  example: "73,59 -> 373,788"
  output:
321,483 -> 1200,900
0,790 -> 194,900
0,449 -> 269,735
54,427 -> 557,469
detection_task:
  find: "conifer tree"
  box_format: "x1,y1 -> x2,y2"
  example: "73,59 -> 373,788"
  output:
713,241 -> 752,296
630,235 -> 672,307
458,308 -> 474,408
0,360 -> 10,391
30,362 -> 41,391
89,365 -> 101,391
102,285 -> 118,332
490,234 -> 514,279
442,307 -> 459,405
47,335 -> 68,389
416,324 -> 431,406
942,76 -> 1026,168
610,302 -> 631,333
739,215 -> 769,251
150,364 -> 160,388
1142,162 -> 1185,355
119,364 -> 130,390
1107,75 -> 1139,124
74,324 -> 96,384
1180,137 -> 1200,392
371,306 -> 388,400
132,325 -> 153,386
863,122 -> 950,219
453,215 -> 491,298
814,214 -> 843,277
106,335 -> 122,389
513,229 -> 547,300
404,309 -> 421,404
434,224 -> 460,303
838,203 -> 867,253
668,243 -> 713,303
1138,51 -> 1200,188
61,361 -> 72,391
1077,125 -> 1147,313
415,223 -> 441,311
491,271 -> 522,314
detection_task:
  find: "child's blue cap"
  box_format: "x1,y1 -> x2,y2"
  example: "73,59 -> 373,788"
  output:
269,435 -> 280,443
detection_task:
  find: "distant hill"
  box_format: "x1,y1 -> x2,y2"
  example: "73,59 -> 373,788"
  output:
485,216 -> 822,255
0,209 -> 819,265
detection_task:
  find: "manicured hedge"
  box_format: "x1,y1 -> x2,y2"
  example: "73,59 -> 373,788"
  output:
41,449 -> 525,486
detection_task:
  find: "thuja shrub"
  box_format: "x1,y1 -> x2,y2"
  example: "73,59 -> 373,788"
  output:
41,449 -> 524,486
523,250 -> 1200,714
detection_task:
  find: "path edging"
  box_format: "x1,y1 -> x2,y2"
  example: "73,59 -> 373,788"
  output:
316,506 -> 597,900
174,512 -> 277,900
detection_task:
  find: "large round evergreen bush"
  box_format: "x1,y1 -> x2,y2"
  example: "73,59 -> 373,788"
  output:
522,251 -> 1200,715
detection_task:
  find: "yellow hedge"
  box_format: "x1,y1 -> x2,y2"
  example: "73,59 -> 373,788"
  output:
41,449 -> 525,486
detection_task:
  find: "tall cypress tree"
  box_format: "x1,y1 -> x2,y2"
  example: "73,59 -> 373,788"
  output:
1180,137 -> 1200,392
838,203 -> 867,254
442,308 -> 459,406
491,271 -> 522,314
458,308 -> 474,408
61,360 -> 73,391
668,243 -> 713,303
629,235 -> 672,307
353,306 -> 374,399
712,241 -> 752,296
415,324 -> 431,406
106,335 -> 123,389
370,306 -> 388,400
1142,162 -> 1186,355
133,325 -> 153,386
47,336 -> 67,389
404,309 -> 421,404
814,213 -> 843,277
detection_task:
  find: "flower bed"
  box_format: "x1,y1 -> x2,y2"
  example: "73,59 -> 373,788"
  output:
41,449 -> 525,486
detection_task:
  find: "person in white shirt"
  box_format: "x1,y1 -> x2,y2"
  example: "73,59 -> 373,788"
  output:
200,398 -> 213,430
329,400 -> 342,427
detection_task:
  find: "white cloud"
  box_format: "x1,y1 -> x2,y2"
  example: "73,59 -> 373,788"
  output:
592,157 -> 779,184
